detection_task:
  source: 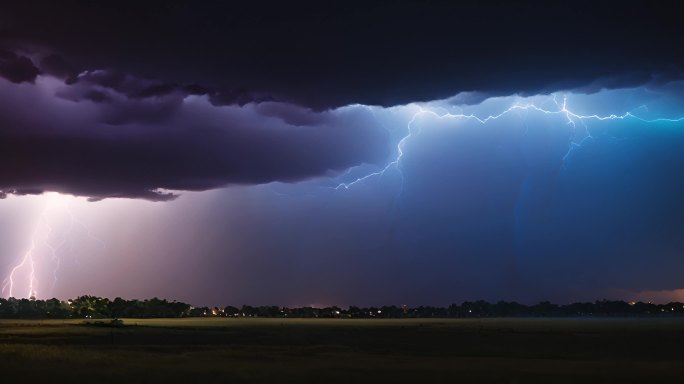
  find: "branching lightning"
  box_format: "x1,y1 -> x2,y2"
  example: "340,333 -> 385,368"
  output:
333,94 -> 684,190
1,193 -> 103,299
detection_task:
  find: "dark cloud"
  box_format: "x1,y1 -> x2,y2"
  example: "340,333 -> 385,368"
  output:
2,1 -> 683,109
0,73 -> 389,201
207,88 -> 275,107
134,83 -> 179,99
182,84 -> 210,96
38,53 -> 77,79
0,49 -> 39,83
54,68 -> 271,107
570,70 -> 684,95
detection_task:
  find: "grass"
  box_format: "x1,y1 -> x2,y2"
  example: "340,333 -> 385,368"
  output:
1,317 -> 683,383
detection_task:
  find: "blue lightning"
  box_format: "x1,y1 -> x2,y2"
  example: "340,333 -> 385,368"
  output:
333,93 -> 684,191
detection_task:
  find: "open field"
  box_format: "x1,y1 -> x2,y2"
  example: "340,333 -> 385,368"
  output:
1,317 -> 683,383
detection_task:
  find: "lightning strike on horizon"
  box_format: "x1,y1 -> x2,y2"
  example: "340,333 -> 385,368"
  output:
333,94 -> 684,190
1,193 -> 103,299
2,205 -> 45,299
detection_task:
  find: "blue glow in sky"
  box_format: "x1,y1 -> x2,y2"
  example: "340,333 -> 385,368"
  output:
2,79 -> 684,306
3,1 -> 684,308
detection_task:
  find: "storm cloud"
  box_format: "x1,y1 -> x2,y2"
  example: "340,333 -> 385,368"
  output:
2,1 -> 684,306
2,1 -> 683,109
0,67 -> 389,201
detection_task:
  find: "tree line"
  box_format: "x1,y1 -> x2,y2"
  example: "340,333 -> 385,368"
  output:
1,296 -> 684,319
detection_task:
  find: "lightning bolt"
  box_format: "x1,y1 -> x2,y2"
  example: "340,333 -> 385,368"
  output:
2,204 -> 46,299
333,93 -> 684,190
1,193 -> 104,299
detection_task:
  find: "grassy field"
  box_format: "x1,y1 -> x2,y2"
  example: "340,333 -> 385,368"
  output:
1,317 -> 683,383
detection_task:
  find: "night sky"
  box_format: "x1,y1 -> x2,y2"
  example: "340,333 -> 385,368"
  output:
1,1 -> 684,306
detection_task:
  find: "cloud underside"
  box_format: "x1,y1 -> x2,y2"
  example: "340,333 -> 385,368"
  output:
0,42 -> 681,202
0,67 -> 389,201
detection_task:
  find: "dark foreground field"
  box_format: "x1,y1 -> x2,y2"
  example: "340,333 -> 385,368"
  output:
1,318 -> 683,383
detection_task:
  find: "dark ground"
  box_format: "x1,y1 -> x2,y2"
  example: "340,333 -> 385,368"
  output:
0,317 -> 683,383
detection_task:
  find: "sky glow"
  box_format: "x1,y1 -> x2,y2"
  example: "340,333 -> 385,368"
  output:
2,1 -> 684,306
3,77 -> 684,305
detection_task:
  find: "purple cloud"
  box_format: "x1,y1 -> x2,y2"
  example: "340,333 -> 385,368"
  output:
0,50 -> 40,83
0,64 -> 389,201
